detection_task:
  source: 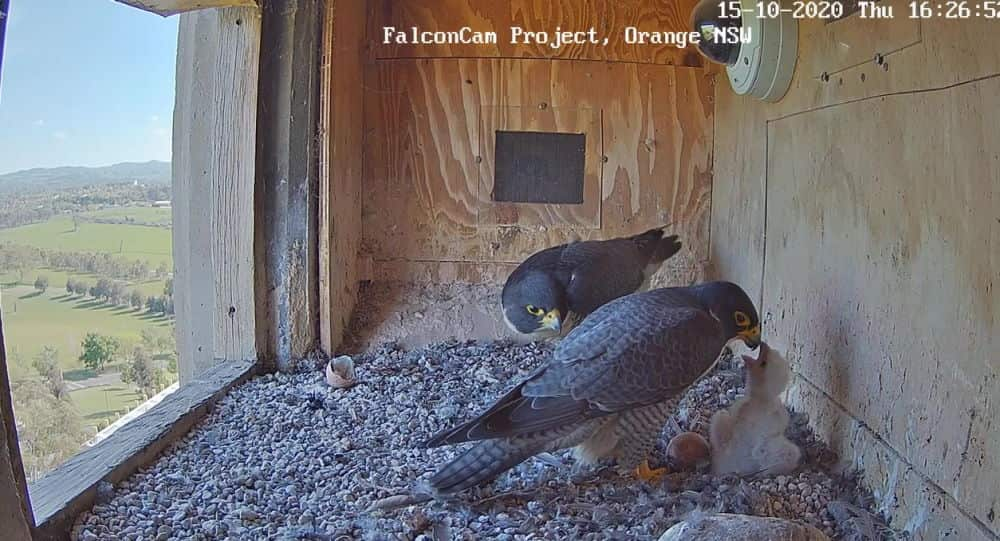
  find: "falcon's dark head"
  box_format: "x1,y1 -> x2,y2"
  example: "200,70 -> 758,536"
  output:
501,271 -> 566,337
692,281 -> 761,349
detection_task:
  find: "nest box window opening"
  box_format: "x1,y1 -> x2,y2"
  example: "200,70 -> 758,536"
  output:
492,130 -> 586,205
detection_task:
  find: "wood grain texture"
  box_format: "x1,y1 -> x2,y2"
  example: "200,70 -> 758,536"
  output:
370,0 -> 704,66
115,0 -> 257,16
710,12 -> 1000,539
319,0 -> 366,355
173,9 -> 213,386
806,10 -> 920,78
708,87 -> 766,305
766,84 -> 996,534
173,7 -> 260,383
362,58 -> 713,279
479,105 -> 602,228
210,7 -> 259,364
363,58 -> 482,263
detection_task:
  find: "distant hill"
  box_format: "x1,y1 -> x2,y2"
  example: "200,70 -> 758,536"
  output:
0,161 -> 171,194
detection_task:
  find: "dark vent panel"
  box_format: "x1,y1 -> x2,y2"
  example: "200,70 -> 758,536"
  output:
492,130 -> 586,204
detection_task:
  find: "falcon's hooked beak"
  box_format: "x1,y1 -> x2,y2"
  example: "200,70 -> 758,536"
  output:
737,325 -> 761,349
541,309 -> 562,333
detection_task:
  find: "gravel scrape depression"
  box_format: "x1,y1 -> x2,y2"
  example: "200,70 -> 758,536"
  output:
72,340 -> 901,541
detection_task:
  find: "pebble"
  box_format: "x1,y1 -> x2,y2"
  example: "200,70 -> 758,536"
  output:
67,341 -> 897,541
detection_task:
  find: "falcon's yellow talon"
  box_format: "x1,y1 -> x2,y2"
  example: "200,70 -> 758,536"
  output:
634,459 -> 668,483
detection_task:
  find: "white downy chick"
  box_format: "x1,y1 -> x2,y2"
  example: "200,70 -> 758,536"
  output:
709,342 -> 801,477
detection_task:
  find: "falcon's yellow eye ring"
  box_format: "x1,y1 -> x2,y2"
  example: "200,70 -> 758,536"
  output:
526,305 -> 544,316
734,311 -> 750,327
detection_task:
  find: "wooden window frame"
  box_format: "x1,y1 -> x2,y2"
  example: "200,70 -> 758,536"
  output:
0,1 -> 332,537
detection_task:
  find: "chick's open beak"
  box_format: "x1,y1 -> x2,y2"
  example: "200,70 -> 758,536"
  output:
541,309 -> 561,333
737,325 -> 761,349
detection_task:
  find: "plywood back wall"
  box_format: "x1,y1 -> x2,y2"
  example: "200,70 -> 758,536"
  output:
360,0 -> 714,285
371,0 -> 703,65
710,5 -> 999,539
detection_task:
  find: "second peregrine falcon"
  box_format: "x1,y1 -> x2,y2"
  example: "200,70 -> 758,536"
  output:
425,281 -> 761,494
501,227 -> 682,339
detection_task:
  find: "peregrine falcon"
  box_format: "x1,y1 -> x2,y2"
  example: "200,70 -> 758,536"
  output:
501,227 -> 682,339
425,281 -> 761,494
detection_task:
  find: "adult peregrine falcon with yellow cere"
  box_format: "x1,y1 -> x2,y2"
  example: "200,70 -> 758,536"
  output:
425,281 -> 761,494
501,227 -> 682,338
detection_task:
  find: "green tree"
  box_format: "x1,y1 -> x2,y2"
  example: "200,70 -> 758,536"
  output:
130,290 -> 145,310
32,346 -> 66,399
73,280 -> 89,296
146,296 -> 168,314
132,260 -> 150,281
78,333 -> 120,372
93,278 -> 113,302
140,328 -> 173,352
6,351 -> 30,380
121,346 -> 167,397
165,352 -> 178,374
33,275 -> 49,293
11,379 -> 87,482
109,281 -> 127,305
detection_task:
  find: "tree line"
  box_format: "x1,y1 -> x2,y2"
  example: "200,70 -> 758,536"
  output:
0,182 -> 171,230
1,243 -> 170,285
61,276 -> 175,316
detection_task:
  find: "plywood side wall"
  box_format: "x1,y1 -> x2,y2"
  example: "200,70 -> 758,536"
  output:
711,6 -> 999,539
361,0 -> 715,286
319,0 -> 366,354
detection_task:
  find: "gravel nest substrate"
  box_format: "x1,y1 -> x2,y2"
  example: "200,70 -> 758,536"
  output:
73,340 -> 903,541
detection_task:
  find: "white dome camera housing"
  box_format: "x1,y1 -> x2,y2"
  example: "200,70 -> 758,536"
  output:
691,0 -> 798,102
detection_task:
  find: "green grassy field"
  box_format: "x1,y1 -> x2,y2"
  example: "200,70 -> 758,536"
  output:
0,215 -> 172,266
80,206 -> 172,227
0,211 -> 172,292
0,267 -> 76,288
0,209 -> 177,468
0,268 -> 167,298
69,384 -> 145,428
0,285 -> 173,379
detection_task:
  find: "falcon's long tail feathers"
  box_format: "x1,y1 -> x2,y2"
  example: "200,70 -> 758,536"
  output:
628,227 -> 682,265
423,380 -> 533,448
429,438 -> 541,495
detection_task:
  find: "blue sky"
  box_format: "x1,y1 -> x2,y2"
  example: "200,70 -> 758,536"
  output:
0,0 -> 178,174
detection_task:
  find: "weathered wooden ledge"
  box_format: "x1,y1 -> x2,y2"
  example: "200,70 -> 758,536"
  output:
30,359 -> 257,540
114,0 -> 259,17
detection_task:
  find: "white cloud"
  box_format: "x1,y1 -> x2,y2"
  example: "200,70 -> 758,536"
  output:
33,119 -> 45,127
150,115 -> 160,122
52,131 -> 68,140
